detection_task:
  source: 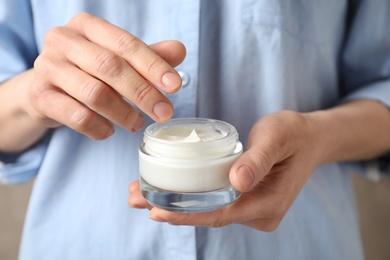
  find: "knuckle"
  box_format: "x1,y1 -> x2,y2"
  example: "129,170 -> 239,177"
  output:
251,150 -> 273,175
70,107 -> 93,132
33,55 -> 45,70
43,27 -> 60,44
95,126 -> 114,140
94,51 -> 123,77
68,12 -> 91,26
145,57 -> 164,76
115,33 -> 142,56
43,26 -> 68,48
259,153 -> 272,174
80,79 -> 107,107
120,109 -> 137,127
210,210 -> 228,228
133,81 -> 154,104
210,220 -> 226,228
114,33 -> 165,78
33,55 -> 52,76
69,107 -> 113,140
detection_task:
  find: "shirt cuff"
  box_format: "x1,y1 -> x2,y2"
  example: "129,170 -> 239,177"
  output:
0,134 -> 50,184
342,80 -> 390,108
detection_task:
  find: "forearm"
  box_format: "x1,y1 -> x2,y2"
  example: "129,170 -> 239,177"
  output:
307,99 -> 390,165
0,70 -> 48,153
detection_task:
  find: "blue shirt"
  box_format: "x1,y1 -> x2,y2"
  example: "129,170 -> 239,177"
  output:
1,0 -> 390,259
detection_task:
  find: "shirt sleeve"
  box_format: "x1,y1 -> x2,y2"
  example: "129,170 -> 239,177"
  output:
0,0 -> 38,82
340,0 -> 390,177
0,134 -> 51,184
0,0 -> 45,184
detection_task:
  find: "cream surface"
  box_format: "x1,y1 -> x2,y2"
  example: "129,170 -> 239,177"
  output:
154,126 -> 226,143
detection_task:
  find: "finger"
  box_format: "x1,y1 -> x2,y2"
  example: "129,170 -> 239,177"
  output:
229,121 -> 284,192
46,59 -> 145,132
67,13 -> 183,93
30,85 -> 114,140
149,207 -> 228,227
57,27 -> 174,123
149,189 -> 285,231
128,180 -> 140,193
149,193 -> 253,227
230,147 -> 277,193
128,181 -> 153,209
149,40 -> 186,68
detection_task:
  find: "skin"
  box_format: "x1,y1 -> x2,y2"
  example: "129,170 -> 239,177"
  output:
0,13 -> 186,152
128,100 -> 390,231
1,13 -> 390,232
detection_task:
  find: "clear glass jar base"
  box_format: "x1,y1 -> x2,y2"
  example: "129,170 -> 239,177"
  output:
140,178 -> 241,213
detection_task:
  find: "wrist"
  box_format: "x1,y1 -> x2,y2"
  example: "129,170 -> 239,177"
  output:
304,99 -> 390,165
0,70 -> 48,153
303,109 -> 339,165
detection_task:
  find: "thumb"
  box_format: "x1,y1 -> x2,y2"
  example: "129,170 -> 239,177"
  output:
230,138 -> 279,193
149,40 -> 187,68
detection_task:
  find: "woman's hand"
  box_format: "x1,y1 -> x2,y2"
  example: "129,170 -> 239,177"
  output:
27,12 -> 186,140
129,110 -> 322,231
128,100 -> 390,231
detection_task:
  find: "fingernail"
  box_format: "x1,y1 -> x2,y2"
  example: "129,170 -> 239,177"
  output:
237,165 -> 255,189
129,114 -> 144,132
162,72 -> 182,91
153,101 -> 173,122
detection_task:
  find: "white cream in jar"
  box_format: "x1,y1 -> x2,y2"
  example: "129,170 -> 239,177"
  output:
139,118 -> 243,193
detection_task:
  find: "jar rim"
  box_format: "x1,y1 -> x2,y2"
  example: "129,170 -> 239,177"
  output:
142,118 -> 240,160
144,118 -> 238,144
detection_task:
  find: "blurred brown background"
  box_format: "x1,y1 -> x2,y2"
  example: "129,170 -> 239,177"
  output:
1,175 -> 390,260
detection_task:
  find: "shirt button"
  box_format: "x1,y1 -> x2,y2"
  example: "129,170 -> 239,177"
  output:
178,71 -> 190,87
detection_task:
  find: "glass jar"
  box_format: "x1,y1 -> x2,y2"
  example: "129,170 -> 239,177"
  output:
139,118 -> 243,212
